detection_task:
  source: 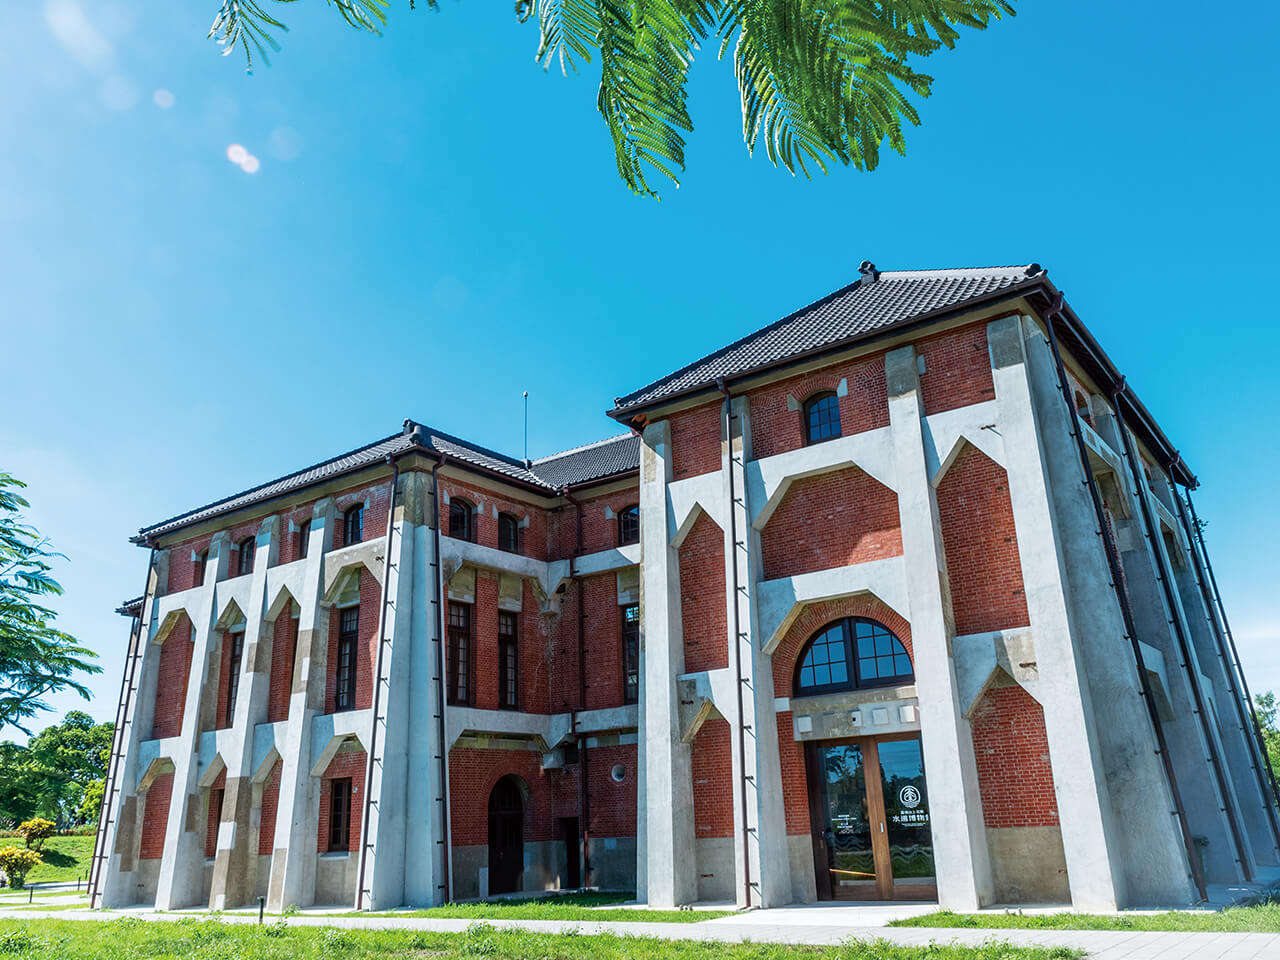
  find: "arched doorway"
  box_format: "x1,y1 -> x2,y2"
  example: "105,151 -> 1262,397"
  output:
488,776 -> 524,895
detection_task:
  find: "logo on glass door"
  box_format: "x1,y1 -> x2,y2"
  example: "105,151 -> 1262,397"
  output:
898,785 -> 921,809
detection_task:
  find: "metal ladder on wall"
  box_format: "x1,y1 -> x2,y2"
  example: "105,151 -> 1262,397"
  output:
87,603 -> 148,908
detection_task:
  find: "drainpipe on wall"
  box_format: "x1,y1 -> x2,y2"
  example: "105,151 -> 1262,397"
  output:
560,487 -> 592,889
716,377 -> 753,910
356,456 -> 401,910
1039,295 -> 1207,900
432,453 -> 453,903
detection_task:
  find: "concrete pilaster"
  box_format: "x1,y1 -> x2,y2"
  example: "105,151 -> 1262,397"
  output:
885,344 -> 993,910
638,420 -> 697,907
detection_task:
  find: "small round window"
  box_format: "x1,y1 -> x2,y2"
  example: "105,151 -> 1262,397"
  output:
610,764 -> 626,783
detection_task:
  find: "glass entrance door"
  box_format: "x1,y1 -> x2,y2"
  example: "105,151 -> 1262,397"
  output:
807,735 -> 936,901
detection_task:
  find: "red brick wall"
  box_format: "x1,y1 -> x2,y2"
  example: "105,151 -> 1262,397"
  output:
166,535 -> 213,593
205,768 -> 226,858
760,467 -> 902,580
276,500 -> 319,567
747,352 -> 889,460
584,742 -> 637,838
777,712 -> 810,835
139,772 -> 173,860
441,477 -> 548,561
325,570 -> 380,714
936,444 -> 1030,637
679,511 -> 727,673
472,573 -> 501,711
267,610 -> 297,724
582,573 -> 626,711
215,630 -> 235,730
151,617 -> 193,739
970,683 -> 1059,828
773,595 -> 912,697
669,402 -> 722,481
258,758 -> 282,855
691,719 -> 734,839
917,321 -> 995,415
316,749 -> 367,853
449,748 -> 556,846
549,487 -> 642,559
332,483 -> 390,551
223,518 -> 264,579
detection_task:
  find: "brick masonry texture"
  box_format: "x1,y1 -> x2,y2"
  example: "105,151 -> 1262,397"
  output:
916,321 -> 996,416
442,476 -> 549,561
258,758 -> 282,855
760,467 -> 903,580
691,718 -> 734,839
970,682 -> 1060,828
332,482 -> 390,552
151,617 -> 193,740
267,609 -> 297,724
776,711 -> 810,836
679,511 -> 728,673
316,749 -> 367,853
772,594 -> 913,698
936,444 -> 1031,636
205,768 -> 226,858
669,402 -> 722,481
324,570 -> 380,714
747,351 -> 889,460
139,771 -> 173,860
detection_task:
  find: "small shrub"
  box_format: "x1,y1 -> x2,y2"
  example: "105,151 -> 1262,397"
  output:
264,919 -> 289,939
0,848 -> 41,889
461,923 -> 500,957
15,820 -> 54,852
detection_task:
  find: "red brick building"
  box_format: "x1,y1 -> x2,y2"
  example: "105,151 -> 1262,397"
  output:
91,263 -> 1278,912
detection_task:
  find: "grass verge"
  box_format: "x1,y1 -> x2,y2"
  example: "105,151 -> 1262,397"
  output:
23,835 -> 95,884
351,891 -> 736,923
889,903 -> 1280,932
0,918 -> 1082,959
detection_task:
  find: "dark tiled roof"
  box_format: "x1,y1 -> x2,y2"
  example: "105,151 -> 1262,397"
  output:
136,422 -> 639,542
116,596 -> 144,617
610,264 -> 1042,415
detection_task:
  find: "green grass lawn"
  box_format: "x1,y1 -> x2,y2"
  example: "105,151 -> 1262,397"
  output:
350,891 -> 736,923
20,835 -> 95,884
890,903 -> 1280,932
0,918 -> 1082,959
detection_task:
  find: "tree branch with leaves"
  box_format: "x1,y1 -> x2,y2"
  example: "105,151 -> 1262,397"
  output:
208,0 -> 1014,197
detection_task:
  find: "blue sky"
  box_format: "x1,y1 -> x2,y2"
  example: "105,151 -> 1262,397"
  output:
3,0 -> 1277,735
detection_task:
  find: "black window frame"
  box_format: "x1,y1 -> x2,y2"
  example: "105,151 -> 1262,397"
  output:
237,537 -> 255,577
621,603 -> 640,705
225,630 -> 245,723
343,504 -> 364,547
334,605 -> 359,713
497,513 -> 521,554
617,505 -> 640,546
447,602 -> 471,705
297,519 -> 311,560
793,616 -> 913,698
328,777 -> 352,852
498,611 -> 518,710
802,391 -> 842,446
449,500 -> 474,542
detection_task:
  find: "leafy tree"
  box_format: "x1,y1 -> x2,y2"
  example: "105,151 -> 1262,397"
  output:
0,847 -> 41,889
1257,691 -> 1280,786
208,0 -> 1015,197
0,473 -> 99,734
16,818 -> 54,851
0,713 -> 114,828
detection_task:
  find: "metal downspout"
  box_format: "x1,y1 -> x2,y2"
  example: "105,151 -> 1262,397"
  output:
1172,485 -> 1280,850
717,378 -> 752,909
1111,385 -> 1251,881
431,454 -> 452,902
1039,297 -> 1208,900
561,487 -> 592,889
88,545 -> 156,907
357,457 -> 401,909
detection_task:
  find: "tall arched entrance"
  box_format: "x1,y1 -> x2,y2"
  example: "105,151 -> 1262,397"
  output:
487,776 -> 524,895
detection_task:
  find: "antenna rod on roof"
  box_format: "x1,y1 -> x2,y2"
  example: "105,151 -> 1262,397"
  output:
523,391 -> 529,466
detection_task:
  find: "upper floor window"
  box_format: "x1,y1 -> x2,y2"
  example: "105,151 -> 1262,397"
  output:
334,606 -> 359,712
498,513 -> 520,554
343,504 -> 364,547
447,602 -> 471,705
297,519 -> 311,560
193,550 -> 208,588
617,505 -> 640,546
803,392 -> 842,445
225,630 -> 245,724
449,500 -> 474,542
498,611 -> 518,709
236,537 -> 255,577
622,603 -> 640,704
328,777 -> 352,852
794,617 -> 912,697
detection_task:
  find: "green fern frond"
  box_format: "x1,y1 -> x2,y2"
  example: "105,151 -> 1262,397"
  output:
210,0 -> 387,70
530,0 -> 601,73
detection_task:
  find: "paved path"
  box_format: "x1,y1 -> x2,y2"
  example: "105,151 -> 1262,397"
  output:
1,906 -> 1277,960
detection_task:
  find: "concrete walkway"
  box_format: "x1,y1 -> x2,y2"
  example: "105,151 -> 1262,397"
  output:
0,904 -> 1277,960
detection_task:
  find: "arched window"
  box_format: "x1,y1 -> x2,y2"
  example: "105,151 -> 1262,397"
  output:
498,513 -> 520,553
449,499 -> 474,542
343,504 -> 364,547
803,391 -> 841,445
236,537 -> 255,577
794,617 -> 912,697
1074,391 -> 1093,427
617,504 -> 640,546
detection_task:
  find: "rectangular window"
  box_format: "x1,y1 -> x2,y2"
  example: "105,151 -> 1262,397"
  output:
335,606 -> 359,712
193,550 -> 207,588
447,602 -> 471,705
328,778 -> 351,852
206,787 -> 224,858
298,519 -> 311,560
225,631 -> 244,724
498,611 -> 518,710
622,604 -> 640,704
